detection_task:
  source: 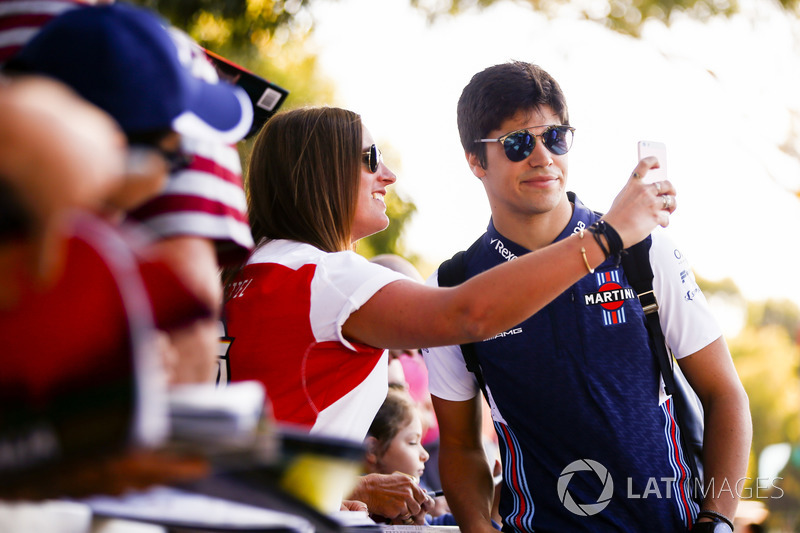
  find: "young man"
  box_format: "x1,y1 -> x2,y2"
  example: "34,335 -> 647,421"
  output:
423,61 -> 751,533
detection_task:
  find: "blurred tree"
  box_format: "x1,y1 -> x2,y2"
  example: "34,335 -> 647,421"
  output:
695,273 -> 800,523
695,274 -> 748,339
132,0 -> 306,51
132,0 -> 799,48
729,325 -> 800,495
748,299 -> 800,345
695,277 -> 800,343
130,0 -> 334,106
408,0 -> 798,37
764,449 -> 800,533
357,188 -> 418,259
696,275 -> 742,297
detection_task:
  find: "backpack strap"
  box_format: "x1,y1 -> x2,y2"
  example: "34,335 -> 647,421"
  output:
621,237 -> 703,489
437,239 -> 488,399
620,238 -> 673,378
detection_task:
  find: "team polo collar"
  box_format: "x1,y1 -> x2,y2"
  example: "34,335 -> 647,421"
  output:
559,191 -> 596,240
484,192 -> 597,262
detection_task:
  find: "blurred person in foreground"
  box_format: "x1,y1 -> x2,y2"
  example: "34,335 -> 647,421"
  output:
2,0 -> 256,386
220,105 -> 674,523
4,1 -> 255,385
0,73 -> 179,503
0,75 -> 126,300
0,2 -> 251,500
423,61 -> 751,533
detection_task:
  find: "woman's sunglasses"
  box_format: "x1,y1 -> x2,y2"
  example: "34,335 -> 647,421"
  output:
362,144 -> 383,173
476,125 -> 575,162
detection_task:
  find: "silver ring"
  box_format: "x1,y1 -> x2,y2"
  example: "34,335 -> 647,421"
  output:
653,181 -> 662,194
662,195 -> 670,210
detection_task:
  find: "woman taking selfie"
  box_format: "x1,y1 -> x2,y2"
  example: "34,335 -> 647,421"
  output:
221,106 -> 673,523
223,106 -> 673,441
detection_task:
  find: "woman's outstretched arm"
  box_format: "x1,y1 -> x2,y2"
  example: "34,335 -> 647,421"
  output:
343,157 -> 675,350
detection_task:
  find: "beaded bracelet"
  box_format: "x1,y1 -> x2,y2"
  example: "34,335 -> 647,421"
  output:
588,220 -> 623,263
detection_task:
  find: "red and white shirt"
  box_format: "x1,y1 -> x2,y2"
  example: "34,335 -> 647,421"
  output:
125,32 -> 254,266
222,239 -> 407,442
127,126 -> 253,267
0,0 -> 83,64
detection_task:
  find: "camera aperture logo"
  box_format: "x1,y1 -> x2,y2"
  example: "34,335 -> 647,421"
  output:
558,459 -> 614,516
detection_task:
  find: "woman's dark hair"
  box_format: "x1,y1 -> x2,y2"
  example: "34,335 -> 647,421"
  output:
222,106 -> 363,289
248,106 -> 363,253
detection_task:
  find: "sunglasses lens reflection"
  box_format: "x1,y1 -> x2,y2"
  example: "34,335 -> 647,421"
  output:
544,127 -> 572,155
371,145 -> 380,173
362,144 -> 382,173
502,127 -> 573,161
502,132 -> 534,162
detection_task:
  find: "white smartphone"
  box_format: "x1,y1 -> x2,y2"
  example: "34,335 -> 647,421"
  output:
637,140 -> 667,183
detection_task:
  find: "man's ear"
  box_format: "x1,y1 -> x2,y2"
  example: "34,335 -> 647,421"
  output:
466,151 -> 486,178
364,436 -> 380,468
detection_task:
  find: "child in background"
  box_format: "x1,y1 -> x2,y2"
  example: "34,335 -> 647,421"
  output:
364,387 -> 501,528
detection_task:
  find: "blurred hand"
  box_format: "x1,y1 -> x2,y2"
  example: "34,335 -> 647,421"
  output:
347,472 -> 434,524
340,499 -> 368,513
0,75 -> 126,285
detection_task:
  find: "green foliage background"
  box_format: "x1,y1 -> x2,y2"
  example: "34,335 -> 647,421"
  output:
697,276 -> 800,530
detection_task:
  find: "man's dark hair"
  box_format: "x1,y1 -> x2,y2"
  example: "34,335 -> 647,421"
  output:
457,61 -> 570,168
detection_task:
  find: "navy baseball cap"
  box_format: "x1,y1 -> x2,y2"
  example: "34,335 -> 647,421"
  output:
8,3 -> 253,144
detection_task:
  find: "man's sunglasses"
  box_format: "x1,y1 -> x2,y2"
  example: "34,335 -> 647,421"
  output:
362,144 -> 383,173
476,125 -> 575,162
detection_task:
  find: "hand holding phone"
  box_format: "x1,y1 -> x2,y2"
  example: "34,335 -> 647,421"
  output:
637,141 -> 667,183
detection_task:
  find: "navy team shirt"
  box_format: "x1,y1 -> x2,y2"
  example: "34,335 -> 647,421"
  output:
434,194 -> 699,532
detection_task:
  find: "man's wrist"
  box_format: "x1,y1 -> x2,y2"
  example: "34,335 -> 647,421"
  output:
692,509 -> 734,532
692,522 -> 733,533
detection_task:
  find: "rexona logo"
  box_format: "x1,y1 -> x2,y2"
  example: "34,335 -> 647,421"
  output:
557,459 -> 614,516
489,238 -> 517,262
